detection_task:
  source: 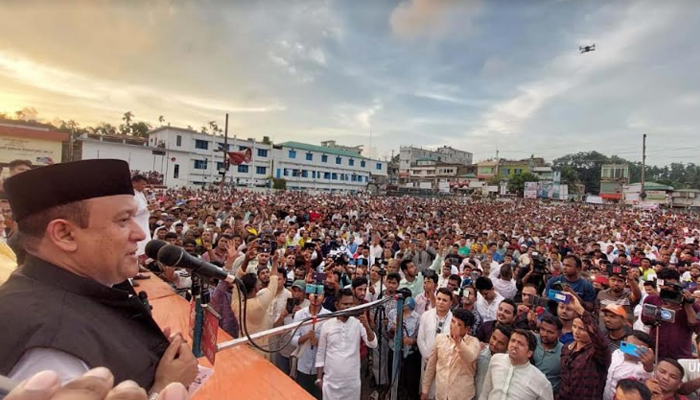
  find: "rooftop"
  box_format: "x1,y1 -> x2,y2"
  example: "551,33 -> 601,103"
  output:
416,157 -> 438,162
279,141 -> 376,160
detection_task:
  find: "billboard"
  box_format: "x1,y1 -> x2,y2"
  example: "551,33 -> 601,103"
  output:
524,182 -> 538,199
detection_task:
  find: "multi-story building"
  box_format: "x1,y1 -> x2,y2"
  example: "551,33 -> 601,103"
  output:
399,145 -> 472,173
476,157 -> 547,181
273,141 -> 387,191
599,163 -> 629,201
76,127 -> 385,191
404,158 -> 469,189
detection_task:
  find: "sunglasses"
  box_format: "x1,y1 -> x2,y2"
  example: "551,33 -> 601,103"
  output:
436,321 -> 444,334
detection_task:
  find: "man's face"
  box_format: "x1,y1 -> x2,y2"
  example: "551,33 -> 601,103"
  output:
406,262 -> 417,278
385,278 -> 399,294
521,286 -> 537,307
656,361 -> 684,395
496,302 -> 515,324
353,284 -> 367,301
294,267 -> 305,281
257,252 -> 270,265
166,236 -> 177,245
217,237 -> 229,251
132,179 -> 147,192
479,288 -> 494,301
539,321 -> 559,346
442,265 -> 451,276
557,303 -> 577,322
9,163 -> 31,176
291,286 -> 305,301
644,284 -> 659,296
336,294 -> 355,311
507,332 -> 533,365
447,279 -> 460,292
258,268 -> 270,284
423,278 -> 436,294
561,258 -> 578,278
184,242 -> 196,254
450,318 -> 469,338
488,329 -> 509,354
156,229 -> 166,240
436,292 -> 451,313
71,196 -> 146,286
609,275 -> 626,294
370,266 -> 381,281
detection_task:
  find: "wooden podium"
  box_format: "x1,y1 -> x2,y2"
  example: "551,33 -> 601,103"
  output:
140,278 -> 314,400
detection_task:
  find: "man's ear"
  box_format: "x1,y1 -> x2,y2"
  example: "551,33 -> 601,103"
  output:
45,219 -> 80,253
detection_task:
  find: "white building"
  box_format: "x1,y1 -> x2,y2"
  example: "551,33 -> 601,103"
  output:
273,141 -> 387,191
146,127 -> 273,188
77,127 -> 386,191
399,145 -> 472,173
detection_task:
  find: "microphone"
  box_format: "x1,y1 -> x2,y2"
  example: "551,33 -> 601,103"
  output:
145,239 -> 168,260
157,244 -> 243,288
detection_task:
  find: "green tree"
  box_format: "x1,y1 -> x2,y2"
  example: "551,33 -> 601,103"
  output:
508,172 -> 539,195
130,121 -> 152,138
553,151 -> 609,194
272,178 -> 287,190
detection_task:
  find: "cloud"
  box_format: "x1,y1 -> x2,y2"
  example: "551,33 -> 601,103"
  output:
389,0 -> 481,39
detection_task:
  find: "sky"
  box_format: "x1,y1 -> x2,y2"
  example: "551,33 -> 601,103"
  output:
0,0 -> 699,165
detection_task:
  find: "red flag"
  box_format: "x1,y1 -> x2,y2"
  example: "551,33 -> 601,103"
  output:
226,148 -> 252,165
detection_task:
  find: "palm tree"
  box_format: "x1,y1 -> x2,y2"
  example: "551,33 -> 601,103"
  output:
158,115 -> 165,126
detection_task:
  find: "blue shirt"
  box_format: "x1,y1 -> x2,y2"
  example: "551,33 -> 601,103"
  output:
534,335 -> 563,391
545,275 -> 596,305
559,331 -> 574,345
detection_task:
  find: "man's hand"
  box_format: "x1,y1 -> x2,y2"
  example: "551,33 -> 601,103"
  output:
368,284 -> 376,295
637,346 -> 655,373
203,242 -> 213,252
358,313 -> 370,328
152,336 -> 199,394
565,288 -> 585,316
5,368 -> 189,400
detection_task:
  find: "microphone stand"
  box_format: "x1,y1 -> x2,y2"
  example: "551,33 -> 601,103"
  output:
190,273 -> 221,358
374,268 -> 387,393
390,293 -> 405,400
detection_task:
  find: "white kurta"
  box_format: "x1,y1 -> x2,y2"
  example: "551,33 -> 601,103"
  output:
315,317 -> 377,400
479,353 -> 553,400
134,190 -> 151,256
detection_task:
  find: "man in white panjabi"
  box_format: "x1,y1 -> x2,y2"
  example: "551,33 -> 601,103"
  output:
316,289 -> 377,400
417,288 -> 453,399
131,175 -> 151,257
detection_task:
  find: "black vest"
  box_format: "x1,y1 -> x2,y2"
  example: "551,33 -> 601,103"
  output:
0,256 -> 170,388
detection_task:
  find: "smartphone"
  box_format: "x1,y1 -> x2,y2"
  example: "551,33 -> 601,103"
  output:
547,290 -> 571,304
685,281 -> 698,291
312,272 -> 326,282
619,341 -> 645,358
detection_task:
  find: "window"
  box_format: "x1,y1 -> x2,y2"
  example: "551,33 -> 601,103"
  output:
302,170 -> 308,178
312,171 -> 317,179
292,169 -> 300,177
376,163 -> 382,170
256,166 -> 267,175
174,164 -> 180,179
216,162 -> 226,171
340,174 -> 345,181
237,165 -> 249,173
324,172 -> 331,179
321,155 -> 328,163
502,168 -> 510,175
332,173 -> 338,180
239,146 -> 248,151
194,160 -> 207,169
176,135 -> 182,147
349,159 -> 354,166
361,160 -> 366,168
336,157 -> 342,165
515,169 -> 522,175
306,153 -> 313,161
257,149 -> 268,157
289,150 -> 297,159
365,176 -> 369,182
195,140 -> 209,150
283,168 -> 289,176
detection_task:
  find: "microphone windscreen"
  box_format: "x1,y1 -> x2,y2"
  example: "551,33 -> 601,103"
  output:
145,240 -> 168,259
157,244 -> 185,266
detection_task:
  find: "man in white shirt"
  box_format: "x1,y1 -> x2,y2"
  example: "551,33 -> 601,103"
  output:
475,277 -> 505,322
292,283 -> 330,399
315,288 -> 377,400
417,287 -> 453,399
479,329 -> 553,400
132,175 -> 151,258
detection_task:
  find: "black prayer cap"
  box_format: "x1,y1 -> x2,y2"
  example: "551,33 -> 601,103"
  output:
3,159 -> 134,223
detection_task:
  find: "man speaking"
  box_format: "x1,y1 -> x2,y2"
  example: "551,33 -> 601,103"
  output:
0,159 -> 197,395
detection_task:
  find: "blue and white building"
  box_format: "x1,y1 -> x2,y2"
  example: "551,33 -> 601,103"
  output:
273,141 -> 387,191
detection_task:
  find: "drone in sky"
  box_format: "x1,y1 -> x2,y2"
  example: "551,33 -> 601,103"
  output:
579,44 -> 596,54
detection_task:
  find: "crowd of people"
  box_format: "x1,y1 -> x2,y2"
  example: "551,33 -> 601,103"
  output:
2,159 -> 700,400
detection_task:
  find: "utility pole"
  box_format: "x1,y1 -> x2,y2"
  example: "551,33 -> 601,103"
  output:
219,114 -> 229,200
640,133 -> 647,200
